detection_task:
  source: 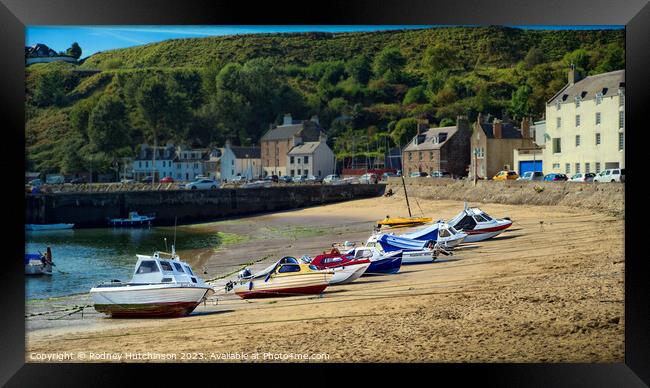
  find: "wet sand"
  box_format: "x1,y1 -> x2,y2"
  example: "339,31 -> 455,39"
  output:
26,196 -> 624,362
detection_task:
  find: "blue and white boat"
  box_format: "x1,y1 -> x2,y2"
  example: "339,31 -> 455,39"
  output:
107,211 -> 155,227
25,247 -> 53,276
366,233 -> 439,264
342,245 -> 402,275
400,221 -> 467,248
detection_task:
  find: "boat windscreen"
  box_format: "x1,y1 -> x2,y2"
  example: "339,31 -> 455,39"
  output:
184,265 -> 194,276
454,216 -> 477,231
136,260 -> 160,274
173,262 -> 185,272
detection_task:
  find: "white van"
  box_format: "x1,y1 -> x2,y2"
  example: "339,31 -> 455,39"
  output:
593,168 -> 625,183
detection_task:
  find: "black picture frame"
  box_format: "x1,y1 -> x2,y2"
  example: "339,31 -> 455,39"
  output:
2,0 -> 648,385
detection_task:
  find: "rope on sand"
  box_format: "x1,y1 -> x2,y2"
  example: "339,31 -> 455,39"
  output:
26,304 -> 93,319
205,255 -> 273,283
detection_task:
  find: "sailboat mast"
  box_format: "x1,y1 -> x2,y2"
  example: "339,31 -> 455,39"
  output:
401,175 -> 412,218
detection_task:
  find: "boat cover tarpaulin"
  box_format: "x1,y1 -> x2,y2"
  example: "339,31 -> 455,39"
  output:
25,253 -> 41,265
400,223 -> 441,241
377,234 -> 431,252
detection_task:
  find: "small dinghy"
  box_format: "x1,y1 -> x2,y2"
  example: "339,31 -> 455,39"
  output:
26,223 -> 74,231
89,246 -> 214,318
302,248 -> 371,284
446,204 -> 512,243
400,221 -> 467,248
25,247 -> 54,276
229,257 -> 334,299
377,216 -> 433,228
107,211 -> 155,227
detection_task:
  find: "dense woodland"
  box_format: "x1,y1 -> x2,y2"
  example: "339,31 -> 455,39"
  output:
25,26 -> 625,175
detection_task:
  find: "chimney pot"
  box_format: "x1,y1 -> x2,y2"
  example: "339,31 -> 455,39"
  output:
283,113 -> 292,126
493,118 -> 502,139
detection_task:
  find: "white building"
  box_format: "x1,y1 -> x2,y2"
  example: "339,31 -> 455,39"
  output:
287,138 -> 336,178
133,144 -> 176,181
173,146 -> 209,181
220,141 -> 262,181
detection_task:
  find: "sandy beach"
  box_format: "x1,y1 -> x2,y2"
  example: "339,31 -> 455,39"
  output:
26,194 -> 624,363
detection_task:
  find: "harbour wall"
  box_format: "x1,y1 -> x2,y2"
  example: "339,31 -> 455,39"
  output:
386,178 -> 624,217
25,184 -> 386,227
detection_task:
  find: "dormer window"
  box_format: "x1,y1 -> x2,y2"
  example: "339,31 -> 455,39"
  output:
595,92 -> 603,105
438,133 -> 447,142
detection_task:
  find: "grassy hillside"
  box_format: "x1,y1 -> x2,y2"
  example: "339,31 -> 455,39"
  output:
26,26 -> 625,175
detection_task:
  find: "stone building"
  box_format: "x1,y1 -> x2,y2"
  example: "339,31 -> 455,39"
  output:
542,67 -> 624,176
260,114 -> 323,177
470,116 -> 536,179
401,116 -> 472,177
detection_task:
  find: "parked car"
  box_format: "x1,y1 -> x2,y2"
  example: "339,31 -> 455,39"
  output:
323,174 -> 341,184
305,175 -> 323,183
409,171 -> 428,178
46,175 -> 65,184
292,175 -> 308,183
279,175 -> 293,183
230,176 -> 246,184
160,176 -> 174,183
184,178 -> 219,190
28,179 -> 42,187
517,171 -> 544,181
493,170 -> 519,181
593,168 -> 625,183
359,173 -> 379,184
70,177 -> 87,184
140,176 -> 154,183
544,173 -> 569,181
569,172 -> 596,182
264,175 -> 279,183
430,170 -> 451,178
382,172 -> 398,180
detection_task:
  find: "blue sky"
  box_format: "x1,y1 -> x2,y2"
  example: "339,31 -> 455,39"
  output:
26,25 -> 624,59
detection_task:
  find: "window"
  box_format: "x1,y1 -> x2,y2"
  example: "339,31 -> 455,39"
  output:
430,151 -> 434,160
596,163 -> 601,173
304,169 -> 309,175
552,163 -> 560,169
575,115 -> 580,127
145,161 -> 149,168
575,135 -> 580,146
575,96 -> 580,107
596,92 -> 603,105
419,152 -> 423,161
439,229 -> 451,238
619,133 -> 624,151
619,111 -> 624,129
159,261 -> 173,272
278,264 -> 301,273
555,100 -> 561,110
552,138 -> 562,154
290,156 -> 294,164
297,169 -> 301,175
556,117 -> 561,128
304,156 -> 309,164
595,133 -> 601,145
596,112 -> 601,125
585,163 -> 590,173
231,160 -> 234,166
194,163 -> 198,169
408,153 -> 413,161
575,163 -> 581,173
136,261 -> 160,274
290,169 -> 294,176
173,262 -> 184,273
565,163 -> 570,174
184,265 -> 194,276
619,88 -> 625,106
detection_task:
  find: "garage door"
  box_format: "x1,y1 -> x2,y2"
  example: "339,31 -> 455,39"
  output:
519,160 -> 542,175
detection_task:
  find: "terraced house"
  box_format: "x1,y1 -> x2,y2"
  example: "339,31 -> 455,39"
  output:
260,114 -> 323,177
543,67 -> 625,176
402,116 -> 472,177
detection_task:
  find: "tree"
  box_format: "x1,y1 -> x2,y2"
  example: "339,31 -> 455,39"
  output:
563,48 -> 590,74
593,43 -> 625,73
66,42 -> 82,59
523,47 -> 544,69
422,44 -> 459,74
390,117 -> 419,146
373,47 -> 406,83
87,95 -> 132,178
403,86 -> 428,105
346,54 -> 372,84
509,84 -> 533,120
32,70 -> 66,107
137,77 -> 174,182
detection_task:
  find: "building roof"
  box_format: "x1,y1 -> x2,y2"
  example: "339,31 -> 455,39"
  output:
478,122 -> 524,139
261,124 -> 304,141
135,145 -> 176,161
403,126 -> 459,152
548,69 -> 625,105
229,146 -> 261,159
288,142 -> 324,155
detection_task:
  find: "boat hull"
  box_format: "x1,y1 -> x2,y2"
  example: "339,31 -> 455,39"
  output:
25,262 -> 52,276
401,250 -> 436,264
234,272 -> 332,299
329,263 -> 370,284
364,257 -> 402,275
90,285 -> 213,317
26,223 -> 74,231
461,222 -> 512,243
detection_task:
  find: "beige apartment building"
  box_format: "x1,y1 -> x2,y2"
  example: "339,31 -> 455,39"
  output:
543,68 -> 625,176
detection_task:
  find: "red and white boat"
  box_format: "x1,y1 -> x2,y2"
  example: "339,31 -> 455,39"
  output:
90,247 -> 214,318
302,248 -> 371,284
446,204 -> 512,243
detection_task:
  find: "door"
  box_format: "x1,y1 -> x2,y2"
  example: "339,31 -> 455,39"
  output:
519,160 -> 542,176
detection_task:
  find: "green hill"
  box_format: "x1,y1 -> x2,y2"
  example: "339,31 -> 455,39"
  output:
25,26 -> 624,175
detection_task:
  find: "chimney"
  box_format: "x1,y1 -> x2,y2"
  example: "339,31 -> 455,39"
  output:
225,139 -> 232,148
283,113 -> 292,126
457,115 -> 469,131
493,118 -> 502,139
568,63 -> 582,85
520,117 -> 531,139
310,115 -> 320,125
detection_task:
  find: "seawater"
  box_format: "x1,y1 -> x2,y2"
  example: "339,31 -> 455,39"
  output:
25,226 -> 220,300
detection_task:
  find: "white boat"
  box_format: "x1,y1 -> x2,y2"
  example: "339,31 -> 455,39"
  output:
25,223 -> 74,231
365,234 -> 440,264
107,211 -> 155,227
25,247 -> 53,276
446,204 -> 512,243
89,247 -> 214,317
242,180 -> 272,188
400,221 -> 467,248
299,254 -> 371,285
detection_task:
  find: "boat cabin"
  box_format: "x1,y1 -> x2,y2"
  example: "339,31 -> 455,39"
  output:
130,252 -> 200,284
449,208 -> 497,230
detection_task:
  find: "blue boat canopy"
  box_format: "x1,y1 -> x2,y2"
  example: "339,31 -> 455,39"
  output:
377,234 -> 432,252
25,253 -> 42,265
400,223 -> 441,241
